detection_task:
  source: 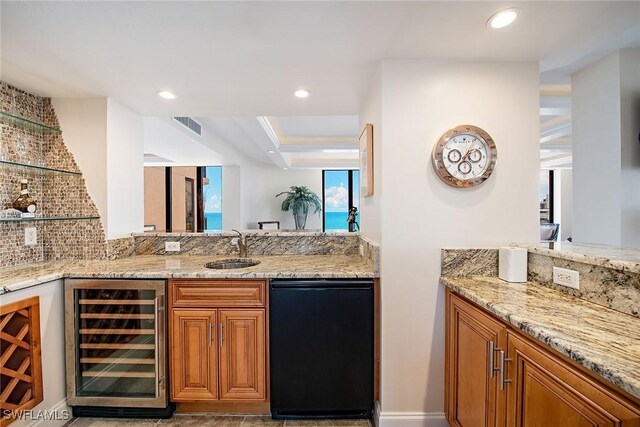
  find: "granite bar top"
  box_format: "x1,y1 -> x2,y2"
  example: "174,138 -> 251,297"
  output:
0,254 -> 378,293
135,231 -> 356,237
520,242 -> 640,274
441,275 -> 640,400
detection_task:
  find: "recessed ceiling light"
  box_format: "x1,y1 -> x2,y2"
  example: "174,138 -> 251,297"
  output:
268,150 -> 275,154
157,90 -> 176,100
487,8 -> 518,29
294,89 -> 311,98
283,168 -> 288,170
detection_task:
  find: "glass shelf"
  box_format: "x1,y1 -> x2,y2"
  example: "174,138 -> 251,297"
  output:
0,159 -> 82,176
0,215 -> 100,223
0,111 -> 61,133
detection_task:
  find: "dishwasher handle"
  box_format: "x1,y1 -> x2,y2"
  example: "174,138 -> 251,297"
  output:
270,279 -> 373,289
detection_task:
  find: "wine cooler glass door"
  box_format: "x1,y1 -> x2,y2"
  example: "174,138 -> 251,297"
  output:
66,280 -> 166,408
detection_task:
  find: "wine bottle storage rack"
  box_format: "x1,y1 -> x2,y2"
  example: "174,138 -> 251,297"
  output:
65,280 -> 167,407
74,287 -> 158,397
0,296 -> 43,427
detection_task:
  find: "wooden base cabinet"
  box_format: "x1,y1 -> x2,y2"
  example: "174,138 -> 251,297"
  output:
506,332 -> 639,427
171,309 -> 218,400
445,290 -> 640,427
169,280 -> 267,404
446,291 -> 507,427
219,310 -> 266,401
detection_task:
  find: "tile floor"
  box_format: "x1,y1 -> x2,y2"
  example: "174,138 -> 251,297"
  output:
67,415 -> 372,427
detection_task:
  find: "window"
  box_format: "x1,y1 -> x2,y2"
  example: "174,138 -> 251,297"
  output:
322,170 -> 360,232
203,166 -> 222,231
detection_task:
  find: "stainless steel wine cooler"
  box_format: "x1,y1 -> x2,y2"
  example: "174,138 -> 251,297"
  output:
65,279 -> 171,416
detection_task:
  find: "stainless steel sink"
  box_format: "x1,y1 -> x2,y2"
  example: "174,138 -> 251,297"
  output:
205,258 -> 261,269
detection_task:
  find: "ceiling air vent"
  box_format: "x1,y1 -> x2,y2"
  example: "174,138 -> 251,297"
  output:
172,116 -> 202,136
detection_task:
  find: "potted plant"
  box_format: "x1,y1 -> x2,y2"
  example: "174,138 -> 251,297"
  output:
276,186 -> 322,230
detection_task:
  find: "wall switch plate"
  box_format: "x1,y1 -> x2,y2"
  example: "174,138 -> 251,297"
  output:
24,227 -> 37,246
553,266 -> 580,289
359,244 -> 364,256
165,241 -> 181,252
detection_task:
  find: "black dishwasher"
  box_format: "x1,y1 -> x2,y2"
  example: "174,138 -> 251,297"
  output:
269,279 -> 374,419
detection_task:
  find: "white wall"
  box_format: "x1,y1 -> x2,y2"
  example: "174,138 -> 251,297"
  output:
222,165 -> 242,230
572,48 -> 640,248
241,164 -> 323,230
554,169 -> 573,241
53,98 -> 145,238
52,98 -> 108,232
572,52 -> 623,246
359,67 -> 383,244
106,99 -> 144,238
1,281 -> 71,427
369,60 -> 539,426
619,48 -> 640,247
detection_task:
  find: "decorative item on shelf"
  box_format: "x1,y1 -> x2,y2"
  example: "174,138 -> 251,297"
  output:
276,185 -> 322,230
359,123 -> 374,197
0,208 -> 22,219
12,179 -> 37,217
431,124 -> 497,188
347,206 -> 360,232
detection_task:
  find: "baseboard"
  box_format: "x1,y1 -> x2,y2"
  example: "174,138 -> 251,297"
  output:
373,401 -> 381,427
377,411 -> 447,427
30,398 -> 72,427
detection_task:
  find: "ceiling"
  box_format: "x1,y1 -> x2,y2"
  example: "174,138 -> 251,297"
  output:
3,1 -> 639,116
2,1 -> 639,169
195,116 -> 359,169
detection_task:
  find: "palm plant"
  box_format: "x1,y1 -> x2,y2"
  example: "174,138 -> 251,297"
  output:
276,186 -> 322,229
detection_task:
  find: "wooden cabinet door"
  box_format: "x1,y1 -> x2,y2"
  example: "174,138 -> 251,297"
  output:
218,309 -> 266,401
171,309 -> 218,401
506,331 -> 640,427
446,291 -> 508,427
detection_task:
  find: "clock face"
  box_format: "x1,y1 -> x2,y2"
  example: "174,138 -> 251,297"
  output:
432,125 -> 497,188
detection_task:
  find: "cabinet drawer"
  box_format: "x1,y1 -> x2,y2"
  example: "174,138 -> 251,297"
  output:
172,280 -> 266,307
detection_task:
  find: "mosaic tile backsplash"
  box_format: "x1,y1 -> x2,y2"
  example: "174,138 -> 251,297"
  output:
0,82 -> 107,267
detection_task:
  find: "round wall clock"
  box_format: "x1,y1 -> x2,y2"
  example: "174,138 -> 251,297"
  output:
431,125 -> 497,188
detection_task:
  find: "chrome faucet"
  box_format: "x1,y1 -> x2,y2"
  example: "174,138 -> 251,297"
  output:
231,229 -> 248,258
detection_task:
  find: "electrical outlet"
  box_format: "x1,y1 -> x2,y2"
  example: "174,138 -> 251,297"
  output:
24,227 -> 37,246
165,241 -> 181,252
553,267 -> 580,289
359,244 -> 364,256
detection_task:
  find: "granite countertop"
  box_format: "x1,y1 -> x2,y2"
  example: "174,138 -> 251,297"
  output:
441,275 -> 640,400
0,254 -> 377,293
135,231 -> 356,237
520,242 -> 640,274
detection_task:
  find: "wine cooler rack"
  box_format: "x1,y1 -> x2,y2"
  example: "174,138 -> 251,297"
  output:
65,280 -> 167,408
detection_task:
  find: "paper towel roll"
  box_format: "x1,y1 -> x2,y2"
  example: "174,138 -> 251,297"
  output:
499,247 -> 528,283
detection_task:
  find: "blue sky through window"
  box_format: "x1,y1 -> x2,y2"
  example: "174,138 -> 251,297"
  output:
323,170 -> 360,232
324,170 -> 349,213
204,166 -> 222,231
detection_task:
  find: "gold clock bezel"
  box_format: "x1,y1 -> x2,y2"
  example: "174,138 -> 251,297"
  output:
431,124 -> 497,188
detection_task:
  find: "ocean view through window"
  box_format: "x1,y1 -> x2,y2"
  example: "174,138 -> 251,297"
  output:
203,166 -> 222,231
323,170 -> 360,232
